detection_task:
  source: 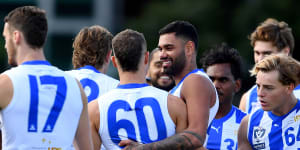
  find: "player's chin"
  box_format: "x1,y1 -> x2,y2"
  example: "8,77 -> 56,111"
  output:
261,106 -> 270,111
158,78 -> 172,86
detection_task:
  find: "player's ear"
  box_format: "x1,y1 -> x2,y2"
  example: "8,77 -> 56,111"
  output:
13,30 -> 21,45
105,50 -> 112,63
144,51 -> 149,65
234,79 -> 242,92
185,41 -> 195,57
111,56 -> 117,68
286,83 -> 295,94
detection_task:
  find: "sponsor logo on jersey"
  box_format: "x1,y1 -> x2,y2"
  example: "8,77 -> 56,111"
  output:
211,126 -> 221,133
294,115 -> 300,122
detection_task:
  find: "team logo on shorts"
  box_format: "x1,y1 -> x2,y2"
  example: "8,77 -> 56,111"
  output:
253,126 -> 266,149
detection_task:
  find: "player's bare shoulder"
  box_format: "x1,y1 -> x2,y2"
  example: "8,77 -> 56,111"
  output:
181,73 -> 216,104
0,74 -> 13,109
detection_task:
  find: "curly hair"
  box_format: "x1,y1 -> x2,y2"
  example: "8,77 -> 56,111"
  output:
200,43 -> 242,80
249,18 -> 294,55
72,25 -> 113,69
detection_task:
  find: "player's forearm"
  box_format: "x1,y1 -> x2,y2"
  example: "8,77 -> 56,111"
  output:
127,131 -> 204,150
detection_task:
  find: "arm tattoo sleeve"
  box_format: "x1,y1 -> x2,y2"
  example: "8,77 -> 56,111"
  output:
128,130 -> 204,150
182,131 -> 204,144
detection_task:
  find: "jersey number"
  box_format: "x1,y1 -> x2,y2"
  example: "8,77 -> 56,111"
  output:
108,98 -> 167,146
224,138 -> 234,150
80,78 -> 99,102
28,75 -> 67,133
284,125 -> 300,146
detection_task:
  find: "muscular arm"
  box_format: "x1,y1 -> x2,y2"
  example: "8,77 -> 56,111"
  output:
73,81 -> 94,150
121,74 -> 216,149
178,74 -> 215,147
88,100 -> 102,150
239,91 -> 249,112
167,94 -> 187,133
237,115 -> 252,150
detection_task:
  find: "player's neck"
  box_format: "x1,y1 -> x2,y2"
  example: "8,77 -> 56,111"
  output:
96,66 -> 106,74
119,71 -> 147,85
97,61 -> 110,74
215,102 -> 232,119
272,95 -> 298,116
174,63 -> 197,85
16,46 -> 46,65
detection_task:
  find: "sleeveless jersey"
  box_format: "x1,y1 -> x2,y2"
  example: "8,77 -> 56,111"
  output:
245,85 -> 300,114
247,100 -> 300,150
66,65 -> 119,103
169,69 -> 219,146
0,60 -> 83,150
98,83 -> 176,150
169,69 -> 219,128
206,106 -> 246,150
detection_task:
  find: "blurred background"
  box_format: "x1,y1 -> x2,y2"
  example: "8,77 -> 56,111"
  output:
0,0 -> 299,106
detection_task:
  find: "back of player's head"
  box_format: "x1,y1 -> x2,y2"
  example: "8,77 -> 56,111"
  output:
72,25 -> 113,69
249,18 -> 294,55
200,43 -> 242,80
112,29 -> 147,72
4,6 -> 47,49
159,20 -> 199,50
251,54 -> 300,86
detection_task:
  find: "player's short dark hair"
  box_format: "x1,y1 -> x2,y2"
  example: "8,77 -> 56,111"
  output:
4,6 -> 48,49
112,29 -> 147,72
159,20 -> 199,51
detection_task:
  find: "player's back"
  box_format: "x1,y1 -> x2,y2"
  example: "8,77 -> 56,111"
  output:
0,61 -> 83,149
66,65 -> 119,102
98,83 -> 175,150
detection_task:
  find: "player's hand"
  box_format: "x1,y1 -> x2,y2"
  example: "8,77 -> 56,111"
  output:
119,139 -> 141,150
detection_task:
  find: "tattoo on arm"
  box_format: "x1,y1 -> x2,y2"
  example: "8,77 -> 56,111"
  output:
181,134 -> 193,146
129,130 -> 204,150
182,131 -> 204,144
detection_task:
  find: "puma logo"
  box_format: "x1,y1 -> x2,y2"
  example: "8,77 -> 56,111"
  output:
211,126 -> 221,133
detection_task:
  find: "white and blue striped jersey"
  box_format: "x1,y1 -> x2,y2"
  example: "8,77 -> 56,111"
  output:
0,60 -> 83,149
169,69 -> 219,146
247,100 -> 300,150
206,106 -> 246,150
245,85 -> 300,114
169,69 -> 219,129
66,65 -> 119,103
98,83 -> 176,150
